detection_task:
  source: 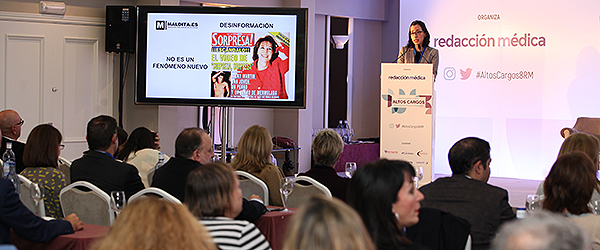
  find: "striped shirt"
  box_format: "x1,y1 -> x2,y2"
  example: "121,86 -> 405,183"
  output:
201,217 -> 272,250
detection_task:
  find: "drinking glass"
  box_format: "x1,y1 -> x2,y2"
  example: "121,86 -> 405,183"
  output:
30,182 -> 44,215
110,191 -> 127,216
590,200 -> 600,215
525,194 -> 541,213
414,167 -> 424,188
279,177 -> 294,212
345,162 -> 357,178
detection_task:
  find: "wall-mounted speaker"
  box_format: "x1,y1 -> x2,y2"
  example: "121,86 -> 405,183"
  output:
106,6 -> 136,53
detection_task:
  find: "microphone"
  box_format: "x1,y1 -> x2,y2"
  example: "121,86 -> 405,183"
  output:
393,47 -> 409,63
417,44 -> 432,64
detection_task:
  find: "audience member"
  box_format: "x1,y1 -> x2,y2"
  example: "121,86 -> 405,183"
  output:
491,210 -> 589,250
232,125 -> 284,206
542,151 -> 600,249
419,137 -> 515,250
283,196 -> 375,250
116,127 -> 170,187
299,129 -> 349,201
90,196 -> 217,250
152,128 -> 266,221
185,162 -> 271,250
1,178 -> 83,244
20,124 -> 67,218
0,109 -> 26,173
536,132 -> 600,201
348,159 -> 426,250
70,115 -> 144,199
115,126 -> 128,157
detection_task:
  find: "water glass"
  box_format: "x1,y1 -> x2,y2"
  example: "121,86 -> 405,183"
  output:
30,182 -> 44,215
279,177 -> 294,212
345,162 -> 357,178
110,191 -> 127,216
590,200 -> 600,215
525,194 -> 541,213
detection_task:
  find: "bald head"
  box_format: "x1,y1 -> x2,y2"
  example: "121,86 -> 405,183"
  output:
0,109 -> 23,139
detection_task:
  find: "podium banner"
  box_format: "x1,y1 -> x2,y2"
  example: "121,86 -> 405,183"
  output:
380,63 -> 434,185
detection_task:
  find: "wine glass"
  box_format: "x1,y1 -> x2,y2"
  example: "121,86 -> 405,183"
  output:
413,167 -> 424,188
279,177 -> 294,212
345,162 -> 357,178
589,200 -> 600,215
525,194 -> 541,213
110,191 -> 127,216
30,182 -> 44,215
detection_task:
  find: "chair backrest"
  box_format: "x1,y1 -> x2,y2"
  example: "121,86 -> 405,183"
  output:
147,167 -> 156,186
17,175 -> 45,217
235,171 -> 270,206
59,181 -> 114,226
128,187 -> 181,204
286,176 -> 332,208
57,157 -> 71,185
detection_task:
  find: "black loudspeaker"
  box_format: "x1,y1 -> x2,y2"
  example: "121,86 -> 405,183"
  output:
106,6 -> 136,53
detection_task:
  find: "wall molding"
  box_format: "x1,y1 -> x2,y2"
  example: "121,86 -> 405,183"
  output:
0,11 -> 104,27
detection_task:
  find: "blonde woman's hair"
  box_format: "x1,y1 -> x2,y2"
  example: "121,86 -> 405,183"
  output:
90,197 -> 217,250
231,125 -> 274,173
559,132 -> 600,165
283,196 -> 376,250
312,129 -> 344,166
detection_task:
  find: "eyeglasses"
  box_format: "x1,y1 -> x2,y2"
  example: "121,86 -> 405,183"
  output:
2,119 -> 24,129
410,30 -> 424,36
59,144 -> 65,150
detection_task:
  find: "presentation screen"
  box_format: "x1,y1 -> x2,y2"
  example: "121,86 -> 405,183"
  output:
136,6 -> 307,108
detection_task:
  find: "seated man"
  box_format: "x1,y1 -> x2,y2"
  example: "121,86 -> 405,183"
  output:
0,109 -> 26,173
419,137 -> 515,250
152,128 -> 266,221
70,115 -> 144,199
299,129 -> 349,201
1,178 -> 84,244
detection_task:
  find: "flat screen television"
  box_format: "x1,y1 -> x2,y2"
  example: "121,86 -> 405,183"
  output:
136,6 -> 307,108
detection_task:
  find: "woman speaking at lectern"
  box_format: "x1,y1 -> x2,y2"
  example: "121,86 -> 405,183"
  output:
397,20 -> 439,81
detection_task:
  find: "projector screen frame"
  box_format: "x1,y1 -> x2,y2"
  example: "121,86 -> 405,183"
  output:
136,6 -> 308,109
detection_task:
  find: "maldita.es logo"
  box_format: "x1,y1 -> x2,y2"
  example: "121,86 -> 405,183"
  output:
155,20 -> 199,30
382,88 -> 432,114
156,20 -> 167,30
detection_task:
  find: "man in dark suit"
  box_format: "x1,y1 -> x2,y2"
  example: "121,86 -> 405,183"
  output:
70,115 -> 144,199
299,129 -> 350,201
152,127 -> 266,221
0,109 -> 26,173
419,137 -> 516,250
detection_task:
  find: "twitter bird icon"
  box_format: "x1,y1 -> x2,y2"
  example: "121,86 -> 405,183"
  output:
460,68 -> 472,80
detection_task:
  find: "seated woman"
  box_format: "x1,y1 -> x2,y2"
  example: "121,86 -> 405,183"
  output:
299,129 -> 349,201
20,124 -> 67,218
542,151 -> 600,249
283,196 -> 375,250
115,127 -> 169,187
185,162 -> 271,250
90,197 -> 217,250
348,159 -> 427,250
536,132 -> 600,202
231,125 -> 283,206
